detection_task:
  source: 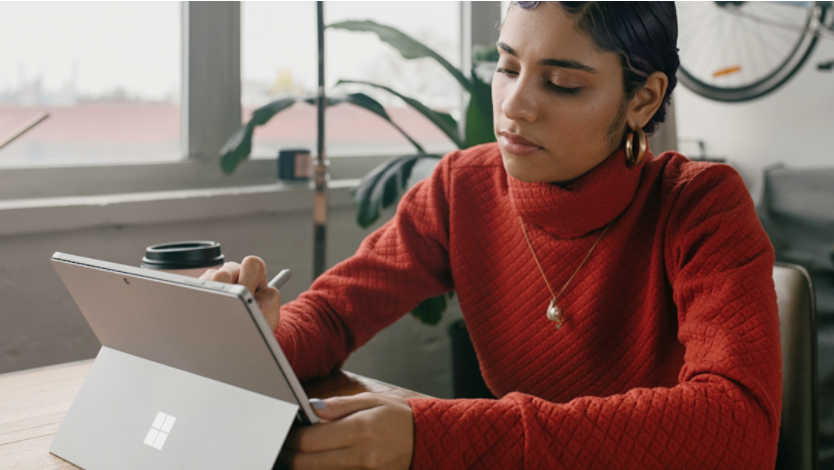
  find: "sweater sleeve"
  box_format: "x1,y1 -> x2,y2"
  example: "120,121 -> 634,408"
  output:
273,155 -> 455,382
406,165 -> 782,469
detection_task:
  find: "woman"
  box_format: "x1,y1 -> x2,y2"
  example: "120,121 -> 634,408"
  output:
204,2 -> 782,469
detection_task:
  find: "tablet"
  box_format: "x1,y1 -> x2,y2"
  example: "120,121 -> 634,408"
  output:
49,252 -> 317,470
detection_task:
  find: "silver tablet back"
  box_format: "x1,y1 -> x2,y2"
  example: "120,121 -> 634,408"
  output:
49,253 -> 317,470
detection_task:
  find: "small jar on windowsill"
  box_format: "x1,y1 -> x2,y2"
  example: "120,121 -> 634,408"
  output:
278,149 -> 312,183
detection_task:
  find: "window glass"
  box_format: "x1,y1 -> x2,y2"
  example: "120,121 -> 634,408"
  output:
242,1 -> 461,159
501,1 -> 511,22
0,2 -> 181,166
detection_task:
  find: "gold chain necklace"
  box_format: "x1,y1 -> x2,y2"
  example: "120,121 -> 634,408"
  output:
518,216 -> 614,329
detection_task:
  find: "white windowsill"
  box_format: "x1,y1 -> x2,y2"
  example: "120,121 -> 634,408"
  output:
0,154 -> 397,201
0,179 -> 360,237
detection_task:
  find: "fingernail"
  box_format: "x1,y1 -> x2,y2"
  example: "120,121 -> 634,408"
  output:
309,398 -> 327,409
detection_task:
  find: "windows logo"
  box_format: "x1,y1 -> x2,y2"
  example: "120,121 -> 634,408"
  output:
144,412 -> 176,450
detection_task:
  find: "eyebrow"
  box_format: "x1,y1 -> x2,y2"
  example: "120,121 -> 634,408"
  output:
496,41 -> 598,74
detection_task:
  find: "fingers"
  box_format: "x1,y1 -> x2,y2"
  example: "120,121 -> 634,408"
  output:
284,415 -> 362,453
254,287 -> 280,331
200,262 -> 241,284
280,394 -> 415,470
312,392 -> 386,421
283,393 -> 385,453
238,256 -> 267,295
199,258 -> 267,295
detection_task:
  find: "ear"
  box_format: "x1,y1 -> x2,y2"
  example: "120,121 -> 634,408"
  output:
625,71 -> 669,129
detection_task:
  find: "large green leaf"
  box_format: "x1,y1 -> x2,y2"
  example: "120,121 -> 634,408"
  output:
353,154 -> 414,225
305,93 -> 426,154
410,294 -> 447,325
328,20 -> 472,94
352,153 -> 440,228
464,66 -> 496,147
220,97 -> 297,174
337,79 -> 464,149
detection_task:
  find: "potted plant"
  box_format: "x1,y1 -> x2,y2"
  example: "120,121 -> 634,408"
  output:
221,20 -> 496,324
220,20 -> 497,398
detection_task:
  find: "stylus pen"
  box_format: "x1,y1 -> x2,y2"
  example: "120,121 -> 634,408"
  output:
267,269 -> 292,290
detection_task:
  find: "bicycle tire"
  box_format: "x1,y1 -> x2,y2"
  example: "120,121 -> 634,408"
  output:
678,2 -> 829,102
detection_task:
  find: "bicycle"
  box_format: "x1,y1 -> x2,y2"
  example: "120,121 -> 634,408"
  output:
677,1 -> 834,102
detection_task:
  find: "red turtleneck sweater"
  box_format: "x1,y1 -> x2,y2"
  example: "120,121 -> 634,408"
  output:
276,143 -> 782,469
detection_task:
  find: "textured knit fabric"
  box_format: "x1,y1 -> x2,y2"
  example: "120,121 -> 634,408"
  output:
275,142 -> 782,469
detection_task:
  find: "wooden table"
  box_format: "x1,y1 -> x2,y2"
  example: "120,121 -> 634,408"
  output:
0,360 -> 429,469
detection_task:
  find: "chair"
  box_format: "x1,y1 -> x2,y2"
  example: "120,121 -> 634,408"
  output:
774,263 -> 819,470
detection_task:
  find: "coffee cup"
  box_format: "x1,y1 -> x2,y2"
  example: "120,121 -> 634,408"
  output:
141,241 -> 225,278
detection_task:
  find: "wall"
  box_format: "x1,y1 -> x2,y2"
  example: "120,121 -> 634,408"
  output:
0,185 -> 462,399
674,39 -> 834,189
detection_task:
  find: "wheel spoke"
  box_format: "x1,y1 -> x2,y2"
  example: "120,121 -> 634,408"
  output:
692,6 -> 722,82
676,0 -> 820,101
718,7 -> 732,80
728,8 -> 807,34
738,14 -> 764,84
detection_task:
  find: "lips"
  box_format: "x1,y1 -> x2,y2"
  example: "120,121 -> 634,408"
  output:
499,131 -> 543,156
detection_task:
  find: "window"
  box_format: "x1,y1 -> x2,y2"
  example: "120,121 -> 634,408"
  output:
242,1 -> 462,159
0,2 -> 181,166
0,2 -> 484,201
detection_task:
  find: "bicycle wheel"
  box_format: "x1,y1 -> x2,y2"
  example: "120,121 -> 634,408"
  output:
677,1 -> 828,102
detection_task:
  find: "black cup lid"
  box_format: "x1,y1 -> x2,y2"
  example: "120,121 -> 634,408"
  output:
141,241 -> 224,270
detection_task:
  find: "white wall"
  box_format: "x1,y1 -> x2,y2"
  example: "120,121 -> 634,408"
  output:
675,39 -> 834,189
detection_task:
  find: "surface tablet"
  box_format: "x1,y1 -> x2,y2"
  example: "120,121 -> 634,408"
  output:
49,252 -> 317,470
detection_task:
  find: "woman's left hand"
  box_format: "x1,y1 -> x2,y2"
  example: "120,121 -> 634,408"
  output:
279,392 -> 414,470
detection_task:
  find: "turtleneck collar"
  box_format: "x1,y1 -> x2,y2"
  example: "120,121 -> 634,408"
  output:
508,146 -> 649,239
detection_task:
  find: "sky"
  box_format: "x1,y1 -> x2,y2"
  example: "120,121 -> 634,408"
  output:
0,1 -> 462,104
0,2 -> 181,100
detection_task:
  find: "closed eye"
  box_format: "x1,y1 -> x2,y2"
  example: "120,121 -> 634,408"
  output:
547,83 -> 582,95
496,67 -> 582,96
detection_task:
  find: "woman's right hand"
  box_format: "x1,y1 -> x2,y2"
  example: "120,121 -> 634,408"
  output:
199,256 -> 281,331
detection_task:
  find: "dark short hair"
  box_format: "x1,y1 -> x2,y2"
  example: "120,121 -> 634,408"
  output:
512,1 -> 679,135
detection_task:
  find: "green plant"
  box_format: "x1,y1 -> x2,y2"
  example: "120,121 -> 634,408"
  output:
219,20 -> 496,325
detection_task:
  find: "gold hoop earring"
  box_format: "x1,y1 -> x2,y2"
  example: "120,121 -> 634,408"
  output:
625,127 -> 647,166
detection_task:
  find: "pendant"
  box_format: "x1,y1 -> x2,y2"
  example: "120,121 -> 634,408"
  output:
546,298 -> 564,329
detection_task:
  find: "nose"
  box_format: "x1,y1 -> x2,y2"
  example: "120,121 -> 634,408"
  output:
500,74 -> 538,123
